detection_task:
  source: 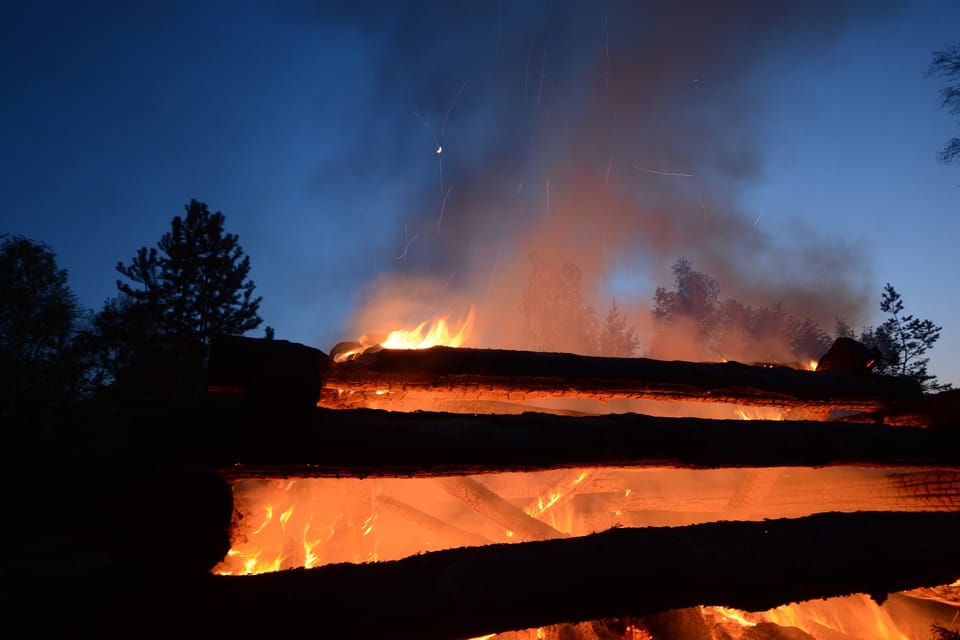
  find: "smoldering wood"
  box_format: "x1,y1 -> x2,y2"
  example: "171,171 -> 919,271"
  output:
569,469 -> 960,531
134,511 -> 960,640
318,345 -> 923,415
214,405 -> 960,480
437,476 -> 567,541
373,494 -> 494,547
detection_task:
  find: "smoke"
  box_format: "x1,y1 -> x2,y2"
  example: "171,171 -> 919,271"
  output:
311,1 -> 896,358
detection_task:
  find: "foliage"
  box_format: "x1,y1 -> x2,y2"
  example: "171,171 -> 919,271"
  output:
520,254 -> 598,354
653,257 -> 719,329
599,300 -> 639,357
651,258 -> 830,364
107,200 -> 263,399
926,41 -> 960,164
860,284 -> 949,392
0,235 -> 85,425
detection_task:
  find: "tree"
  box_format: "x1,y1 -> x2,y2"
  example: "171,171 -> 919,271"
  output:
520,254 -> 598,354
652,257 -> 719,326
863,284 -> 948,392
108,200 -> 263,399
0,236 -> 83,425
926,41 -> 960,165
598,300 -> 639,357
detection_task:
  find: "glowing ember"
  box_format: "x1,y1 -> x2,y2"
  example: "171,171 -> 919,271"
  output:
380,306 -> 475,350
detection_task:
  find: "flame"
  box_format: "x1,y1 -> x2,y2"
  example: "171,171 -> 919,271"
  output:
380,306 -> 475,350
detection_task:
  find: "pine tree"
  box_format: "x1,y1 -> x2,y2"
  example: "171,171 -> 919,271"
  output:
868,284 -> 947,392
599,300 -> 639,357
108,200 -> 263,399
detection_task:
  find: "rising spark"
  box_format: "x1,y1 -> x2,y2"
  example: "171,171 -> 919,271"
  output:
634,166 -> 695,177
524,40 -> 533,97
441,81 -> 466,136
437,184 -> 452,234
537,51 -> 546,106
604,157 -> 613,185
414,111 -> 444,193
754,210 -> 764,227
397,233 -> 418,261
545,178 -> 550,217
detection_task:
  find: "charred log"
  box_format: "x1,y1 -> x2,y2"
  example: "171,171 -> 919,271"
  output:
129,510 -> 960,640
216,406 -> 960,480
319,345 -> 922,415
207,334 -> 329,411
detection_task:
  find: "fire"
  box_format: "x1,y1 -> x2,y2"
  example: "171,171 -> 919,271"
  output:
380,306 -> 475,350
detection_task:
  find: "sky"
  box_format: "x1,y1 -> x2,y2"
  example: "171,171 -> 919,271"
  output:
2,1 -> 959,386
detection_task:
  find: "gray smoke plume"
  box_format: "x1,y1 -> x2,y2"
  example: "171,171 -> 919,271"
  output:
310,1 -> 898,357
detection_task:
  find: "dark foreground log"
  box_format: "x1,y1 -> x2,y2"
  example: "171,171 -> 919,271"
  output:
319,345 -> 923,415
217,406 -> 960,479
126,511 -> 960,640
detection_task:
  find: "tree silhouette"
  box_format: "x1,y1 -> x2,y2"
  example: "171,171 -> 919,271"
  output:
598,300 -> 639,357
926,41 -> 960,164
863,284 -> 948,392
0,236 -> 84,425
520,254 -> 597,354
107,200 -> 263,400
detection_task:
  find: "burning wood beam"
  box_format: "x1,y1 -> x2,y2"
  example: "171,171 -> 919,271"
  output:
372,493 -> 493,547
215,406 -> 960,480
571,469 -> 960,530
136,510 -> 960,640
438,476 -> 567,541
318,345 -> 923,415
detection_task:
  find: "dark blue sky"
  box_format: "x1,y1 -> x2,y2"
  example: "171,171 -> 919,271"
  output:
3,1 -> 958,385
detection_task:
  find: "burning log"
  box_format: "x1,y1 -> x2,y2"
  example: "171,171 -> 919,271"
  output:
135,510 -> 960,640
217,407 -> 960,480
318,345 -> 923,415
438,476 -> 567,541
373,494 -> 494,547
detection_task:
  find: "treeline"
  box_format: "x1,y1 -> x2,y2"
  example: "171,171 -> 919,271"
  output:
1,201 -> 952,437
519,255 -> 950,393
1,199 -> 266,432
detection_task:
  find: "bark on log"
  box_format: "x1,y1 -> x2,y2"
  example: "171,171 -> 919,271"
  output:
130,511 -> 960,640
216,406 -> 960,480
319,345 -> 923,415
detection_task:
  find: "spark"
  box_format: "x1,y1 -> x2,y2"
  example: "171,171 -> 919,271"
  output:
604,157 -> 613,185
545,178 -> 550,217
754,210 -> 764,227
441,270 -> 456,293
413,111 -> 439,148
524,40 -> 533,97
537,51 -> 546,106
437,184 -> 452,234
486,245 -> 501,295
698,194 -> 709,223
414,111 -> 444,193
397,231 -> 418,262
441,81 -> 466,136
603,13 -> 610,89
633,166 -> 694,177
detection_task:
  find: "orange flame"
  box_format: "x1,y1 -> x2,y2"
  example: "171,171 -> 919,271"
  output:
380,306 -> 475,350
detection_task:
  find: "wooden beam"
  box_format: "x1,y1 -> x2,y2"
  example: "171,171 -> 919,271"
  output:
319,345 -> 923,414
131,511 -> 960,640
215,406 -> 960,479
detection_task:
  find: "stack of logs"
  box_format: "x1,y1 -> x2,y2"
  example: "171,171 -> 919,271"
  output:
125,336 -> 960,640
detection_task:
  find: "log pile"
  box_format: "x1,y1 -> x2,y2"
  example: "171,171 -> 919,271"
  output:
181,336 -> 960,639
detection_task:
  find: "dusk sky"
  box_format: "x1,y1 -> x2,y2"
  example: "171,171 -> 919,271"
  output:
3,1 -> 959,386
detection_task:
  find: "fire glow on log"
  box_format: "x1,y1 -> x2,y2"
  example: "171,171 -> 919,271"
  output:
196,335 -> 960,640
